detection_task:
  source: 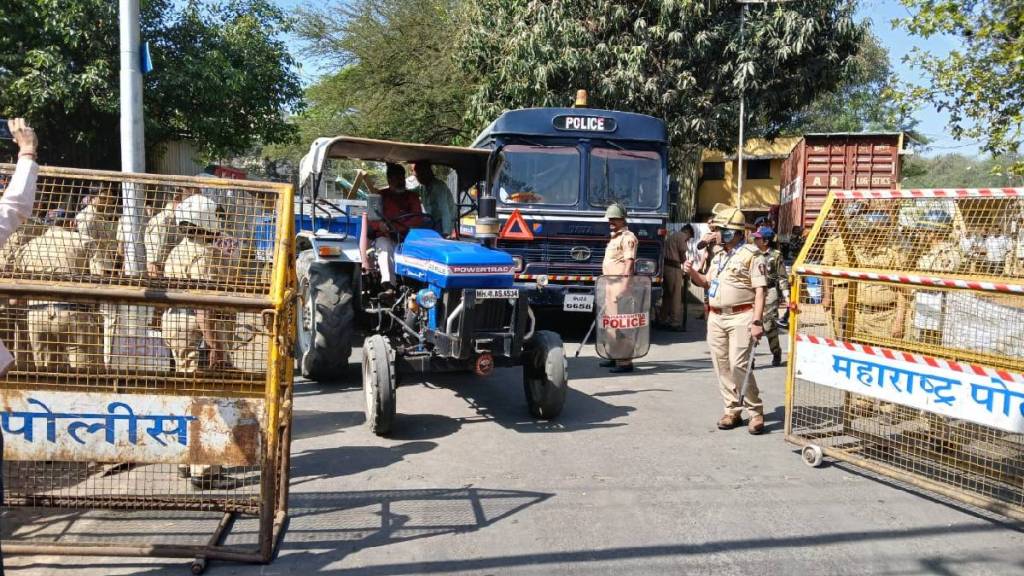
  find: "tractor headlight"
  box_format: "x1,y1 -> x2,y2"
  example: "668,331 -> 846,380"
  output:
415,288 -> 438,309
512,255 -> 524,272
635,259 -> 657,275
536,274 -> 550,287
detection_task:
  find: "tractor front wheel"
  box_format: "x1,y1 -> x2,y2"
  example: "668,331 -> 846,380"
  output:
362,334 -> 397,436
523,330 -> 568,419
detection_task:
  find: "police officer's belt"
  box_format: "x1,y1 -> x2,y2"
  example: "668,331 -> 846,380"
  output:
708,303 -> 753,315
27,303 -> 95,311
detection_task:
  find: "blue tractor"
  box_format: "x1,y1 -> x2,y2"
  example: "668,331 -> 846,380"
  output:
292,137 -> 567,435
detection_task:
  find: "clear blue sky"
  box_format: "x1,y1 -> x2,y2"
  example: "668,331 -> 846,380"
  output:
278,0 -> 980,158
856,0 -> 982,157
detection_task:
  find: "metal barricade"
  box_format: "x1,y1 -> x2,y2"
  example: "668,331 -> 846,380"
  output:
595,275 -> 652,361
785,188 -> 1024,520
0,165 -> 296,571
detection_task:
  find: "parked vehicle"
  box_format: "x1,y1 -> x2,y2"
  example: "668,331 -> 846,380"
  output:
466,98 -> 671,316
291,137 -> 567,436
777,132 -> 906,245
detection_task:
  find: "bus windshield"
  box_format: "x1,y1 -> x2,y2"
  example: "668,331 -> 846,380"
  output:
494,145 -> 580,206
588,147 -> 662,210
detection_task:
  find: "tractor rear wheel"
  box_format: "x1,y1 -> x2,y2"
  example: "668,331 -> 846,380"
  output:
296,250 -> 354,381
362,334 -> 397,436
523,330 -> 568,419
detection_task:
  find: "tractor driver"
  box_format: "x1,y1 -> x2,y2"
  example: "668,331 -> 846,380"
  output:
371,163 -> 425,291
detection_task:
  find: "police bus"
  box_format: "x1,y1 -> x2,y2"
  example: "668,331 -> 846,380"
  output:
465,97 -> 670,313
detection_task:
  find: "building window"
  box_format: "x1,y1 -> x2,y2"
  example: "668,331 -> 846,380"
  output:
746,159 -> 771,180
702,161 -> 725,180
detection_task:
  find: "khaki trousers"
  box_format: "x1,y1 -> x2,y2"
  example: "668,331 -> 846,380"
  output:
708,309 -> 763,416
829,285 -> 849,338
659,267 -> 684,326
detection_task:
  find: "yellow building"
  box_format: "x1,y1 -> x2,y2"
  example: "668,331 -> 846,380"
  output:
696,136 -> 801,219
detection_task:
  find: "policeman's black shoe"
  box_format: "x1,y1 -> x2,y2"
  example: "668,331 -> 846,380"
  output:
191,473 -> 243,491
609,363 -> 634,373
599,359 -> 616,368
772,353 -> 783,367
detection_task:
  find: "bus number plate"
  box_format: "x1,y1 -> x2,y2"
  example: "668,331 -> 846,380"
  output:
564,294 -> 594,312
476,289 -> 519,299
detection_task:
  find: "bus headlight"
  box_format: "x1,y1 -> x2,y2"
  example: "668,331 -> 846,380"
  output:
512,255 -> 524,272
635,259 -> 657,275
536,274 -> 550,287
415,288 -> 438,309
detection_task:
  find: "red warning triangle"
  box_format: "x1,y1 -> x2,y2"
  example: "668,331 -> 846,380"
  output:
499,209 -> 534,240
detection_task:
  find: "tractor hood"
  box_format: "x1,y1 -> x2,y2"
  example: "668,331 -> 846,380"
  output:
395,229 -> 514,289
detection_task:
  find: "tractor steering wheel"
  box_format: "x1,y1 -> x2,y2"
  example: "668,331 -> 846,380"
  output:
388,211 -> 435,233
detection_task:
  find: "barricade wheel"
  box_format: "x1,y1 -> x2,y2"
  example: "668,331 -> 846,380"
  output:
363,334 -> 396,436
190,558 -> 206,574
802,445 -> 824,468
296,251 -> 354,381
523,330 -> 568,419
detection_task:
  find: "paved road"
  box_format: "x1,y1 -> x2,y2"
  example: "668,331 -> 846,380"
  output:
5,316 -> 1024,575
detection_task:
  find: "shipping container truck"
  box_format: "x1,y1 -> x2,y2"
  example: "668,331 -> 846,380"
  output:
777,132 -> 905,245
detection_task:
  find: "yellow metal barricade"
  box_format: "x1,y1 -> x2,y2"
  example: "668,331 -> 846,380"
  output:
785,188 -> 1024,520
0,165 -> 295,570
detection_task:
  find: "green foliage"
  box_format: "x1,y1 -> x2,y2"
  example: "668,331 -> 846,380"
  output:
901,153 -> 1024,188
289,0 -> 469,155
0,0 -> 302,168
459,0 -> 864,161
894,0 -> 1024,173
784,28 -> 918,137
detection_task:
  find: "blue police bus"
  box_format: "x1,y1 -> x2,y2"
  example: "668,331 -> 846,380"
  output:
467,104 -> 670,314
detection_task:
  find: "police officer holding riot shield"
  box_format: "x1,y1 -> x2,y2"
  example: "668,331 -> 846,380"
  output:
599,203 -> 639,373
685,208 -> 768,434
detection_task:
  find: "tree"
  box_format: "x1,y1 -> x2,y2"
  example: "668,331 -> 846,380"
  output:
0,0 -> 302,168
292,0 -> 470,150
459,0 -> 864,160
894,0 -> 1024,174
902,153 -> 1024,188
784,28 -> 918,136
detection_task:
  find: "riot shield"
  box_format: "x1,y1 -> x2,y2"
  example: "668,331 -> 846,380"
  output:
595,275 -> 652,360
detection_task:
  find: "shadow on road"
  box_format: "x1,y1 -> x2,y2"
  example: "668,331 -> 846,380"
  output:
289,441 -> 437,486
429,372 -> 635,433
283,521 -> 1022,576
5,487 -> 554,576
290,409 -> 364,440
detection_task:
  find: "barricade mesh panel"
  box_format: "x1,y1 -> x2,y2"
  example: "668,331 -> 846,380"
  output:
0,165 -> 294,563
788,190 -> 1024,519
0,167 -> 280,297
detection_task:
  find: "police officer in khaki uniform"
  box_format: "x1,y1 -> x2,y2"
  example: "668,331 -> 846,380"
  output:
685,207 -> 768,434
849,211 -> 908,342
821,220 -> 849,338
752,226 -> 789,366
162,194 -> 239,489
599,203 -> 639,373
657,224 -> 693,330
18,209 -> 101,370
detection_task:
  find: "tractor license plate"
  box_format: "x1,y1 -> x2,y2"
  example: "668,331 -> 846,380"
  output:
476,289 -> 519,299
563,293 -> 594,312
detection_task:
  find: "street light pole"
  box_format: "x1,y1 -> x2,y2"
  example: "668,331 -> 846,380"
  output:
734,0 -> 796,211
119,0 -> 146,276
736,2 -> 747,210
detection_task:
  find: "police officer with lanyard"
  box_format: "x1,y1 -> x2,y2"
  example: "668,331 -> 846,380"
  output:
684,207 -> 768,434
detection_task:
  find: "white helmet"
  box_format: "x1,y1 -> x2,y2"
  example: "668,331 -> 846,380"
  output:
175,194 -> 222,234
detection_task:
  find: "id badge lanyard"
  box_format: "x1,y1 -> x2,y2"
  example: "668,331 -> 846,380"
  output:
708,247 -> 738,299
